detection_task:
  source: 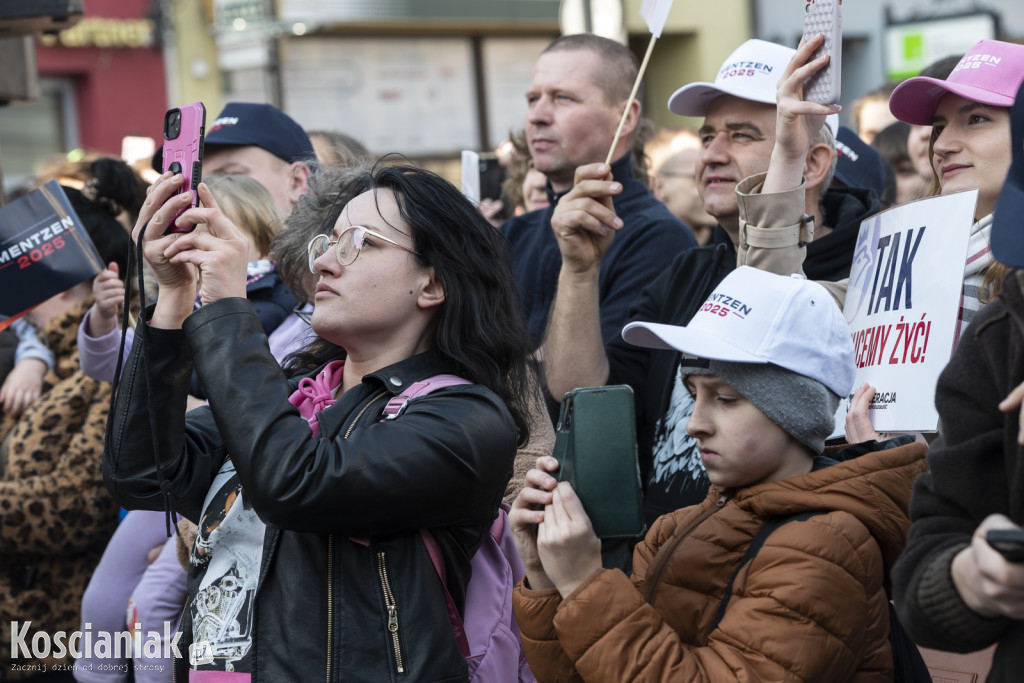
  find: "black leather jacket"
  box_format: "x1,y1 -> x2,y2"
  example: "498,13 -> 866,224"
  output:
103,298 -> 517,682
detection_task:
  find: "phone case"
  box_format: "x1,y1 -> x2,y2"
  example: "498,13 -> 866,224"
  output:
162,102 -> 206,231
552,385 -> 645,539
802,0 -> 842,105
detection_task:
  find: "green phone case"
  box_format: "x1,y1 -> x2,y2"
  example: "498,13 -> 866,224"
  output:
552,385 -> 644,539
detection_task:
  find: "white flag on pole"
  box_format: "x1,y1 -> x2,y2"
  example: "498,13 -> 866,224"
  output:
639,0 -> 674,38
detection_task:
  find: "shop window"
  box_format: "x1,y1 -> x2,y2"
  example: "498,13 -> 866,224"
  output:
0,77 -> 78,195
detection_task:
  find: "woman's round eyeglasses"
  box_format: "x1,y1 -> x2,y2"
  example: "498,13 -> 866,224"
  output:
307,226 -> 420,274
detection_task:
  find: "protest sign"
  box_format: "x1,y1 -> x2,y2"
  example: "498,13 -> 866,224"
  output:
0,180 -> 105,330
839,189 -> 977,432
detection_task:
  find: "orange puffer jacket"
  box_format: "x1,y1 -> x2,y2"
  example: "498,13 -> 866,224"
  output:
514,442 -> 927,682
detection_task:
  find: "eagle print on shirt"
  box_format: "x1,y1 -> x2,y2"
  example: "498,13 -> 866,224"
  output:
646,361 -> 709,513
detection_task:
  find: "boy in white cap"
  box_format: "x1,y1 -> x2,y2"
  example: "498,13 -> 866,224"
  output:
542,37 -> 878,542
511,266 -> 927,681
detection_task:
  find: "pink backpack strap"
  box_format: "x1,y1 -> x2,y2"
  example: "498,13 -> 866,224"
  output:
421,529 -> 472,658
381,374 -> 470,420
421,506 -> 510,662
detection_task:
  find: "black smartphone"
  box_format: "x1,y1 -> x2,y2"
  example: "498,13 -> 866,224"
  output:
479,155 -> 507,203
986,528 -> 1024,562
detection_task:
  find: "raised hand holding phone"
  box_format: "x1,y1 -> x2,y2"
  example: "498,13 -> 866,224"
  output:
162,102 -> 206,231
801,0 -> 842,105
761,33 -> 841,195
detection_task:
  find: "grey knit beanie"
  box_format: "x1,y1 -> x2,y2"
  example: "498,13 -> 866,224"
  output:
685,359 -> 839,454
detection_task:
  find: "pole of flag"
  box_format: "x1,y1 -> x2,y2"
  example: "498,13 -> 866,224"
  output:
605,37 -> 657,166
605,0 -> 674,166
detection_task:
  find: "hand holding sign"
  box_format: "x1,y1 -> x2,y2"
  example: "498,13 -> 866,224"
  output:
88,263 -> 125,338
841,190 -> 978,431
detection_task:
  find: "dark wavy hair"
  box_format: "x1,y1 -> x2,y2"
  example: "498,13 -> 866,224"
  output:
286,161 -> 535,445
60,157 -> 141,273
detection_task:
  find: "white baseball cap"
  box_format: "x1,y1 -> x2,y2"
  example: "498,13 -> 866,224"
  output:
668,39 -> 795,117
621,266 -> 855,397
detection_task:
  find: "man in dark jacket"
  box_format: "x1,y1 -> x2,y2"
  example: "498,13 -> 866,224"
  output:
501,33 -> 696,349
542,38 -> 880,531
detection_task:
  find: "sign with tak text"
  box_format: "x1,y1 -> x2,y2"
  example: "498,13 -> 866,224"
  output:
841,189 -> 977,432
0,180 -> 104,331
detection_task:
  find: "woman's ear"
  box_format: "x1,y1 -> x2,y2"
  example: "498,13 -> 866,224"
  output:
417,267 -> 446,310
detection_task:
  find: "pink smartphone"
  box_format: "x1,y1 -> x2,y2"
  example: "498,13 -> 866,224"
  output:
802,0 -> 843,105
161,102 -> 206,232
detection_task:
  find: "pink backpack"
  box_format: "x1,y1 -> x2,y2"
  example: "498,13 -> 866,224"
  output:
382,375 -> 535,683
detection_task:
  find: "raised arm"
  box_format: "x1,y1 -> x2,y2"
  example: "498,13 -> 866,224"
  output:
542,162 -> 622,398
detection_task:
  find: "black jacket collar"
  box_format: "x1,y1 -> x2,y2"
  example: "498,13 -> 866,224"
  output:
545,152 -> 635,206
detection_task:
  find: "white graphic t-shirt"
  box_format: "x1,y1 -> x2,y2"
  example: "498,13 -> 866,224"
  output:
644,361 -> 710,520
187,459 -> 266,680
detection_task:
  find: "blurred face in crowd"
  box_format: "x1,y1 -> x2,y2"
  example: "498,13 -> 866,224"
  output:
892,159 -> 929,205
522,167 -> 550,213
685,374 -> 811,489
525,48 -> 625,192
26,283 -> 90,330
653,148 -> 716,238
856,99 -> 897,145
906,124 -> 934,185
204,145 -> 304,215
696,96 -> 777,237
931,93 -> 1011,221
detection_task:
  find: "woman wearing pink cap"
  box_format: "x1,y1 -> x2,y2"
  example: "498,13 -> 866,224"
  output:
888,38 -> 1024,340
740,37 -> 1024,343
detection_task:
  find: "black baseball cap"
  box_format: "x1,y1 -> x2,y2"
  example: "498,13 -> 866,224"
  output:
204,102 -> 315,163
833,126 -> 886,199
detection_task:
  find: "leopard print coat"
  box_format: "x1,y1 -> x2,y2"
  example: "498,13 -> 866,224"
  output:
0,299 -> 119,678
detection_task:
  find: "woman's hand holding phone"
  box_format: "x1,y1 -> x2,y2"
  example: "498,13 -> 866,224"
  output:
132,172 -> 201,328
133,176 -> 251,328
163,182 -> 250,306
951,514 -> 1024,619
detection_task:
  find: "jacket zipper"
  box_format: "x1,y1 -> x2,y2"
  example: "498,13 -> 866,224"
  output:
377,550 -> 406,674
325,532 -> 334,683
644,493 -> 728,603
324,388 -> 388,681
343,389 -> 387,439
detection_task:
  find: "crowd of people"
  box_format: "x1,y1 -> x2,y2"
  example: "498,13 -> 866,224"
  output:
2,24 -> 1024,683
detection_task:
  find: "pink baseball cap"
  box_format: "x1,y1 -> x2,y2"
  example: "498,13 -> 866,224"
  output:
889,39 -> 1024,125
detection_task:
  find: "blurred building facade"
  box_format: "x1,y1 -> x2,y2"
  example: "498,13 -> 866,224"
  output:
0,0 -> 167,190
0,0 -> 756,190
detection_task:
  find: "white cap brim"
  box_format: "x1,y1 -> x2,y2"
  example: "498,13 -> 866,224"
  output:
667,81 -> 776,117
622,321 -> 765,364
